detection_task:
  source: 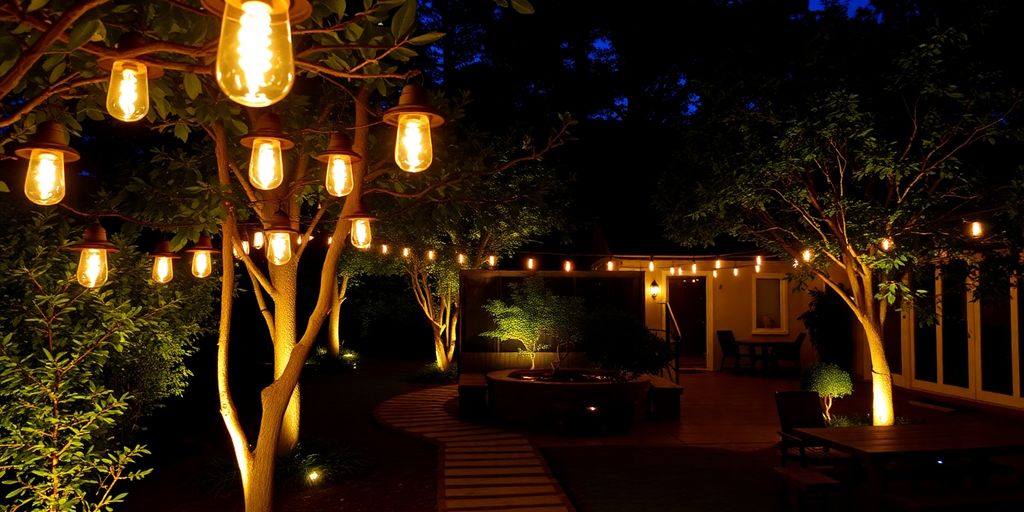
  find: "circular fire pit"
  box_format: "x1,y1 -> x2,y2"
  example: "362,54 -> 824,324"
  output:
486,368 -> 651,433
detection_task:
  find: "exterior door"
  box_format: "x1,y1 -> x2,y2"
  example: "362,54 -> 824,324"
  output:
668,276 -> 709,369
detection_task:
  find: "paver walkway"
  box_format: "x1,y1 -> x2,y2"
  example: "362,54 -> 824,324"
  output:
374,386 -> 575,512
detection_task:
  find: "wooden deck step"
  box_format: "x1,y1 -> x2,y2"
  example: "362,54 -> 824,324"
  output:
455,507 -> 568,512
444,466 -> 547,477
446,485 -> 557,497
445,494 -> 565,509
446,459 -> 542,468
446,476 -> 555,486
447,452 -> 539,461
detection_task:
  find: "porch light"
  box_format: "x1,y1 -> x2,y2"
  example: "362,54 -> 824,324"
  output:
563,259 -> 573,272
150,240 -> 179,284
650,280 -> 660,300
252,230 -> 265,249
67,221 -> 118,288
264,210 -> 296,265
16,121 -> 79,206
341,200 -> 376,250
186,234 -> 218,278
205,0 -> 310,107
969,221 -> 983,238
317,132 -> 361,197
382,84 -> 445,173
241,113 -> 293,190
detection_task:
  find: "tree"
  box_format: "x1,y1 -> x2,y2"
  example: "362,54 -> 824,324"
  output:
481,276 -> 584,369
0,208 -> 215,510
0,1 -> 538,509
801,362 -> 853,423
659,4 -> 1024,425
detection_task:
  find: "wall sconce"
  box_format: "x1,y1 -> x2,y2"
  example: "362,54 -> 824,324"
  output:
650,280 -> 660,300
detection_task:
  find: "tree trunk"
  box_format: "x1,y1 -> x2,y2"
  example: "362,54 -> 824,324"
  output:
242,455 -> 274,512
861,318 -> 894,426
329,274 -> 341,357
269,261 -> 300,455
433,328 -> 450,372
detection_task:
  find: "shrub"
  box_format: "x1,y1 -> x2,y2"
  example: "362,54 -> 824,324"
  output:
801,362 -> 854,423
580,309 -> 671,379
481,277 -> 584,369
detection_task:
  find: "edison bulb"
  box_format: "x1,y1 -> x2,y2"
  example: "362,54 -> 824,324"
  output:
215,0 -> 294,107
325,155 -> 354,197
527,257 -> 535,270
267,231 -> 292,265
350,219 -> 371,249
192,251 -> 212,278
106,60 -> 149,122
606,260 -> 614,271
457,253 -> 465,265
253,230 -> 265,249
563,260 -> 573,272
395,113 -> 432,172
77,249 -> 108,288
152,256 -> 174,284
241,240 -> 250,255
488,255 -> 496,267
249,138 -> 283,190
25,149 -> 65,205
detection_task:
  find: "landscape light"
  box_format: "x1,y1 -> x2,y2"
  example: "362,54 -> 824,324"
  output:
16,121 -> 78,206
68,222 -> 118,288
382,85 -> 445,173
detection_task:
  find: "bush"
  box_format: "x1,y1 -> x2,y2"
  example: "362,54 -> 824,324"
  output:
305,345 -> 360,372
201,440 -> 367,496
580,309 -> 671,379
801,362 -> 853,422
412,361 -> 458,383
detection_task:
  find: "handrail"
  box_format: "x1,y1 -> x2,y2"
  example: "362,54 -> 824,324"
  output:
664,302 -> 683,342
660,302 -> 683,384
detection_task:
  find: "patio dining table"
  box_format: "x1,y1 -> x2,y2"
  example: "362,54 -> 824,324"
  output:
733,338 -> 793,372
794,421 -> 1024,496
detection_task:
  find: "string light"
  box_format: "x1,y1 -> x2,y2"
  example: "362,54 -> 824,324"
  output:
240,113 -> 293,190
427,249 -> 435,261
969,221 -> 983,238
186,234 -> 218,278
382,84 -> 445,173
317,132 -> 361,197
563,259 -> 573,272
648,258 -> 655,272
733,267 -> 739,277
691,262 -> 698,274
457,253 -> 466,265
712,269 -> 718,279
381,244 -> 389,255
526,257 -> 535,270
403,247 -> 411,258
15,121 -> 79,206
606,260 -> 615,271
801,249 -> 813,262
880,237 -> 894,252
67,222 -> 118,288
341,199 -> 376,250
755,264 -> 761,273
669,266 -> 676,276
150,240 -> 179,284
755,255 -> 762,266
714,259 -> 721,269
252,230 -> 265,250
488,255 -> 497,267
265,211 -> 295,265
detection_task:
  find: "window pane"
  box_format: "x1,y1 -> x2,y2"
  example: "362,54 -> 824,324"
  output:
940,262 -> 969,389
913,269 -> 937,383
755,279 -> 781,329
980,291 -> 1012,395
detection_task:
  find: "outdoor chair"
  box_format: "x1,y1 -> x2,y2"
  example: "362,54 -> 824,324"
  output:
775,390 -> 847,468
771,333 -> 806,374
716,330 -> 753,371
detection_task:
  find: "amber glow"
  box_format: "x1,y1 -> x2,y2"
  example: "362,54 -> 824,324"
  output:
714,259 -> 721,269
526,257 -> 535,270
25,149 -> 65,206
249,138 -> 283,190
801,249 -> 813,262
606,260 -> 614,271
403,247 -> 410,258
241,240 -> 250,255
755,264 -> 761,273
77,249 -> 108,288
650,280 -> 660,300
970,221 -> 983,238
712,269 -> 718,279
563,260 -> 573,272
152,256 -> 174,284
192,251 -> 212,278
670,267 -> 676,276
457,253 -> 466,265
488,255 -> 496,267
267,231 -> 292,265
215,0 -> 294,107
880,238 -> 894,251
253,230 -> 265,249
427,249 -> 436,260
395,113 -> 432,172
381,244 -> 389,254
648,259 -> 655,272
755,255 -> 762,266
325,155 -> 353,197
691,263 -> 697,274
350,219 -> 371,249
872,374 -> 894,426
733,268 -> 739,277
106,60 -> 149,122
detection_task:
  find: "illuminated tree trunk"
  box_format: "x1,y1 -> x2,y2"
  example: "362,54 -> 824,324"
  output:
328,274 -> 349,357
862,319 -> 894,426
269,261 -> 300,455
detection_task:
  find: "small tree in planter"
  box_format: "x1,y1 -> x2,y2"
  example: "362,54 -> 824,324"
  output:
801,363 -> 854,423
481,277 -> 584,369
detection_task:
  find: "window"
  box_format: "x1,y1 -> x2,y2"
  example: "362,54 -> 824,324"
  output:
753,275 -> 788,334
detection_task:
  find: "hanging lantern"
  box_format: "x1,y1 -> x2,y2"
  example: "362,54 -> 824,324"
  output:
381,244 -> 389,255
15,121 -> 79,206
382,84 -> 445,173
316,132 -> 362,197
264,210 -> 296,265
204,0 -> 311,107
150,240 -> 180,284
98,34 -> 162,122
526,257 -> 535,270
340,200 -> 376,250
67,221 -> 118,289
186,234 -> 219,278
252,229 -> 266,249
240,113 -> 293,190
650,280 -> 660,300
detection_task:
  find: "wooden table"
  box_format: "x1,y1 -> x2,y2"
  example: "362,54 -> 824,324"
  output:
794,422 -> 1024,495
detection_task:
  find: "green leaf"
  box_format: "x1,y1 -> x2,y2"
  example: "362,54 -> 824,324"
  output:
333,0 -> 347,15
67,19 -> 100,51
48,62 -> 66,84
26,0 -> 49,12
407,32 -> 444,46
510,0 -> 534,14
173,123 -> 189,143
0,180 -> 9,193
182,73 -> 201,100
390,0 -> 416,39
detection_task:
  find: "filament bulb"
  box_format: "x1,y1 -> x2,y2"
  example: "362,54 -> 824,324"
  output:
192,251 -> 212,278
249,138 -> 283,190
215,0 -> 295,107
267,232 -> 292,265
25,149 -> 65,206
106,60 -> 149,122
152,256 -> 174,284
325,155 -> 353,197
350,219 -> 372,249
395,114 -> 432,172
77,249 -> 109,288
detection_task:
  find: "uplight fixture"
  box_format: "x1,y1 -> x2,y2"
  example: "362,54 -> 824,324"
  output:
317,132 -> 361,197
67,221 -> 118,288
16,121 -> 79,206
382,84 -> 445,173
240,113 -> 293,190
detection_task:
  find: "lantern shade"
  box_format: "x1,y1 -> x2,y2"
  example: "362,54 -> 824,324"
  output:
382,85 -> 445,174
340,200 -> 377,250
241,114 -> 293,191
66,222 -> 119,289
317,132 -> 362,197
204,0 -> 308,107
381,85 -> 445,128
16,122 -> 80,206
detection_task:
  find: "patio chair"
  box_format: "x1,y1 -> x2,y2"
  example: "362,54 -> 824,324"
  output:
716,330 -> 753,371
771,333 -> 806,374
775,390 -> 846,468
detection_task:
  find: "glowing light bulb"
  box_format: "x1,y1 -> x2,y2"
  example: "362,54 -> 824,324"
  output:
650,280 -> 660,300
267,231 -> 292,265
215,0 -> 294,107
77,249 -> 108,288
648,259 -> 655,272
350,219 -> 371,249
307,470 -> 320,483
395,113 -> 432,172
564,260 -> 573,272
252,231 -> 265,249
691,263 -> 697,274
381,244 -> 389,255
606,260 -> 614,271
526,257 -> 535,270
802,249 -> 813,262
327,236 -> 333,245
670,266 -> 676,276
241,240 -> 250,255
249,138 -> 283,190
970,221 -> 983,238
712,269 -> 718,279
755,255 -> 762,266
488,255 -> 496,267
25,149 -> 65,205
106,60 -> 149,122
714,259 -> 721,269
755,264 -> 761,273
457,253 -> 466,264
325,155 -> 353,197
733,267 -> 739,277
880,238 -> 894,251
427,249 -> 436,260
403,247 -> 410,258
152,256 -> 174,284
192,251 -> 212,278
